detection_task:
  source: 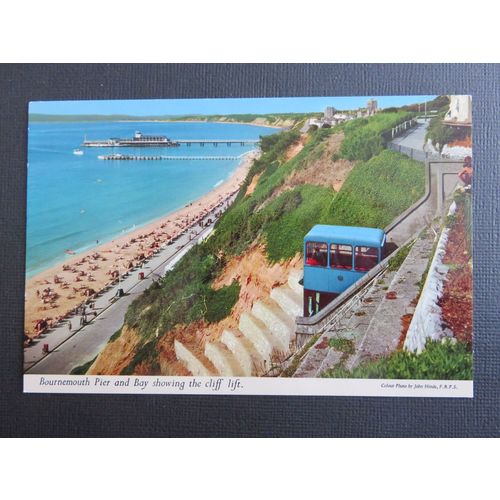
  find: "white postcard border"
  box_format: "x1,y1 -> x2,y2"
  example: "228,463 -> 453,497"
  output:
24,374 -> 473,398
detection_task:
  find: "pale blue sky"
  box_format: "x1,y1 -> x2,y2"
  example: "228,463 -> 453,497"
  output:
30,95 -> 437,116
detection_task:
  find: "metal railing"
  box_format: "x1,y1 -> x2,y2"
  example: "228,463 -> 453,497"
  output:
387,142 -> 467,162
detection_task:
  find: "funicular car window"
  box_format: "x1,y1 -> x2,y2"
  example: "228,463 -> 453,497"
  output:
354,246 -> 378,271
330,243 -> 352,269
306,242 -> 328,267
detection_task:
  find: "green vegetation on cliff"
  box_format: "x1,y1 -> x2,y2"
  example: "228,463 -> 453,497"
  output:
339,111 -> 415,161
325,149 -> 426,228
121,116 -> 426,374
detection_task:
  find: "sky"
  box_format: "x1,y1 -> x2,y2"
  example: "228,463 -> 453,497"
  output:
29,95 -> 438,116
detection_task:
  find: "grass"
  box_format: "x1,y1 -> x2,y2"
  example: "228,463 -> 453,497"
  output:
387,241 -> 414,271
29,112 -> 321,125
324,150 -> 426,228
322,339 -> 472,380
280,333 -> 322,377
339,111 -> 416,161
263,185 -> 335,262
170,113 -> 321,125
328,338 -> 355,355
122,130 -> 310,350
204,280 -> 241,323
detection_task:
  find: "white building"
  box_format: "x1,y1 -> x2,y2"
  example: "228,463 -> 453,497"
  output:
444,95 -> 472,126
367,99 -> 378,115
324,106 -> 336,120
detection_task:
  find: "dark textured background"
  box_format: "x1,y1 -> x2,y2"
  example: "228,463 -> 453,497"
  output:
0,64 -> 498,437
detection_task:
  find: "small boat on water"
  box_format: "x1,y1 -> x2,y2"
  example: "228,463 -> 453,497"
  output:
73,149 -> 84,155
64,249 -> 76,255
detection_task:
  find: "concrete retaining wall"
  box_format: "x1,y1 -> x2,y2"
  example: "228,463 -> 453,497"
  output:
404,202 -> 457,353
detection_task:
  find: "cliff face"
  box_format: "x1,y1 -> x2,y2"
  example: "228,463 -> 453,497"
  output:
269,132 -> 354,200
179,116 -> 300,129
89,244 -> 302,376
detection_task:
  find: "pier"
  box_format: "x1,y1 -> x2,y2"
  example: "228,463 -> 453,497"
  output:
177,139 -> 260,147
98,154 -> 245,161
83,131 -> 260,148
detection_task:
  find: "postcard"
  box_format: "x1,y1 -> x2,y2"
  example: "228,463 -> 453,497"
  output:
23,95 -> 473,397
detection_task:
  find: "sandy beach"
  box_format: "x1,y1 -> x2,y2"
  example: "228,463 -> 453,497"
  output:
24,151 -> 258,337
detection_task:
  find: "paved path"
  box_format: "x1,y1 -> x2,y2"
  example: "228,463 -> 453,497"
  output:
390,119 -> 429,150
25,194 -> 236,374
387,160 -> 462,246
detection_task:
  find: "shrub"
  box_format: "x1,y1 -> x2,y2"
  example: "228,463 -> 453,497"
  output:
425,115 -> 455,151
340,127 -> 384,161
205,281 -> 241,323
263,185 -> 334,262
322,339 -> 472,380
340,112 -> 415,161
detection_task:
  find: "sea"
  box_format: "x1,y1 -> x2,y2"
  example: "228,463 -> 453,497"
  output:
26,121 -> 277,278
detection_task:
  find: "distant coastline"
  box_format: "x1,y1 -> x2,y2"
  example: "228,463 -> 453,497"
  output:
28,112 -> 316,127
116,119 -> 284,129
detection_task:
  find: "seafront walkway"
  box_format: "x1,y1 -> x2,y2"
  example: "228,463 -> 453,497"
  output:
390,118 -> 429,150
24,192 -> 237,374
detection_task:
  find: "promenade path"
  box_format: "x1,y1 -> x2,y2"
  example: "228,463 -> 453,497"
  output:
25,194 -> 236,374
383,118 -> 459,244
390,118 -> 429,151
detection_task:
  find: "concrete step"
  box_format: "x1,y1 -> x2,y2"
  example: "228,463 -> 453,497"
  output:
238,312 -> 275,368
220,329 -> 264,376
174,340 -> 214,377
270,284 -> 302,318
204,341 -> 244,377
252,297 -> 295,353
288,269 -> 303,296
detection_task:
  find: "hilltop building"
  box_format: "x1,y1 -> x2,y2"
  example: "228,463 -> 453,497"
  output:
324,106 -> 337,121
301,107 -> 353,132
367,99 -> 378,115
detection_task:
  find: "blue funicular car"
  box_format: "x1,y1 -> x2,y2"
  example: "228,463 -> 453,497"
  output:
303,224 -> 387,316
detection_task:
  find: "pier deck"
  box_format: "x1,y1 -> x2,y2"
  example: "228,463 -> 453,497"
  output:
98,154 -> 245,161
177,139 -> 259,146
84,139 -> 260,148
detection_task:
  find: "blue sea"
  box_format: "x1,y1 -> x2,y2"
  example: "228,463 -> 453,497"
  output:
26,121 -> 277,277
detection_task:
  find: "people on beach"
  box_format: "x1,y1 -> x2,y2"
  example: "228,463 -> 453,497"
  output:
25,173 -> 245,337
